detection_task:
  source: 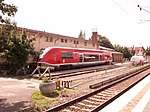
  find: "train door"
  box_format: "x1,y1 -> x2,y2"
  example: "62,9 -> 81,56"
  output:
99,54 -> 102,61
53,51 -> 57,62
79,53 -> 84,62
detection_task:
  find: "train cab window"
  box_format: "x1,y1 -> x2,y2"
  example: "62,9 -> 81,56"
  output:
61,52 -> 73,59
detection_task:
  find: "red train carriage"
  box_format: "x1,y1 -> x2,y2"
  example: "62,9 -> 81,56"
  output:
38,47 -> 112,69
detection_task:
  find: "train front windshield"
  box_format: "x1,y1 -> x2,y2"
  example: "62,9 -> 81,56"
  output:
39,47 -> 51,60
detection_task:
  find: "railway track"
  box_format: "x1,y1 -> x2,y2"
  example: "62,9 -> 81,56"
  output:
51,65 -> 118,79
46,65 -> 150,112
31,64 -> 118,79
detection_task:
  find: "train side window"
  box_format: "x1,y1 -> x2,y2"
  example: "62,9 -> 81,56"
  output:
84,55 -> 99,62
61,52 -> 73,59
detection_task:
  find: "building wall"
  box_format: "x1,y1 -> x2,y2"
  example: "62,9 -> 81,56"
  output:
18,28 -> 99,51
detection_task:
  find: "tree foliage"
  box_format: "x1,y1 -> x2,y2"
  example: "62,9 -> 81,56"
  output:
78,30 -> 85,39
98,35 -> 114,49
0,0 -> 17,23
113,44 -> 132,59
0,22 -> 37,74
145,47 -> 150,56
0,1 -> 37,75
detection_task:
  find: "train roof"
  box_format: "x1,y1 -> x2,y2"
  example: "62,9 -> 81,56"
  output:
111,51 -> 123,54
44,46 -> 111,52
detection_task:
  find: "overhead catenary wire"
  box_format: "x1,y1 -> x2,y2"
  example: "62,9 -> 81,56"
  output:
137,5 -> 150,23
112,0 -> 137,23
137,5 -> 150,14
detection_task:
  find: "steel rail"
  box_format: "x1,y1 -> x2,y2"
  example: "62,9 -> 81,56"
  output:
46,65 -> 150,112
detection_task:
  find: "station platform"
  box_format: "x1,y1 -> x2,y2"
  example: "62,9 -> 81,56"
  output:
100,74 -> 150,112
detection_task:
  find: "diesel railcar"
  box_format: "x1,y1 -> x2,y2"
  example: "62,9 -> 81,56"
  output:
38,47 -> 112,69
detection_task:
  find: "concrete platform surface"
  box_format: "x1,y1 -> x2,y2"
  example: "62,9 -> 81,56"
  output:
0,77 -> 39,112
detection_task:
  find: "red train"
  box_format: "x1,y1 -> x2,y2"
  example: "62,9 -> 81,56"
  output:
38,47 -> 112,70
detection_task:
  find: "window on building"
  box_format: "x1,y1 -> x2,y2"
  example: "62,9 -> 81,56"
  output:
74,40 -> 76,44
49,37 -> 53,42
84,42 -> 87,46
65,39 -> 67,43
77,41 -> 79,44
93,43 -> 95,47
61,39 -> 64,43
45,37 -> 53,42
45,37 -> 49,42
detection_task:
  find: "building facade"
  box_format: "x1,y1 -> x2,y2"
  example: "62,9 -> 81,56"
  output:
18,28 -> 100,51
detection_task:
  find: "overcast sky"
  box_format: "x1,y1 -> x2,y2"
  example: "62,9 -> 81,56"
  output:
5,0 -> 150,48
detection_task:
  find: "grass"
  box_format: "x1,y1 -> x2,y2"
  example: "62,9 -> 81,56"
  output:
32,89 -> 62,110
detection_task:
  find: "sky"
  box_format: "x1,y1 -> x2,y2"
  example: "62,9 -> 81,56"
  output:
5,0 -> 150,48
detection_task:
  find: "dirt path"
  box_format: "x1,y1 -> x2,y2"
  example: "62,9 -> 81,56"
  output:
0,77 -> 40,112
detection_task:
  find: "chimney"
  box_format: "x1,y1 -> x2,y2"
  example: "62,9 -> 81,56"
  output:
92,28 -> 98,43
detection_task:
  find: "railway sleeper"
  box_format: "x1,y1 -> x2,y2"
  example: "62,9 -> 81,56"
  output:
82,99 -> 99,105
88,97 -> 104,102
67,106 -> 82,112
75,103 -> 96,110
78,102 -> 97,108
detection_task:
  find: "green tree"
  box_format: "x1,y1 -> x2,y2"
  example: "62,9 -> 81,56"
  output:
98,35 -> 114,49
78,30 -> 85,39
122,47 -> 132,59
4,29 -> 37,74
0,1 -> 37,75
145,47 -> 150,55
0,20 -> 16,53
0,0 -> 17,23
113,44 -> 123,52
113,44 -> 132,60
0,0 -> 17,53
